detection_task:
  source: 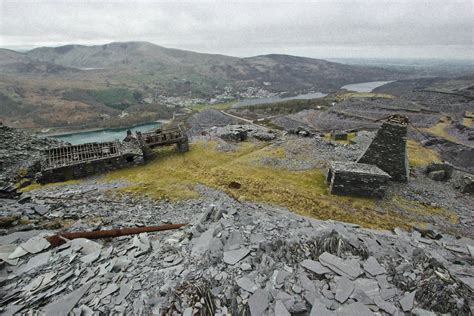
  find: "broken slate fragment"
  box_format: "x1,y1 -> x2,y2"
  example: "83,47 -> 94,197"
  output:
276,270 -> 291,285
374,295 -> 398,315
351,288 -> 373,305
337,302 -> 374,316
319,252 -> 362,280
363,256 -> 386,276
334,277 -> 354,303
71,238 -> 102,255
467,245 -> 474,258
399,290 -> 416,312
191,227 -> 215,256
412,308 -> 436,316
0,253 -> 18,266
223,247 -> 250,265
43,282 -> 93,315
183,307 -> 193,316
20,236 -> 50,254
237,277 -> 258,293
298,272 -> 316,293
241,263 -> 252,271
300,259 -> 332,275
274,300 -> 291,316
309,298 -> 335,316
8,246 -> 28,259
115,281 -> 133,305
80,250 -> 101,264
17,251 -> 51,274
248,289 -> 270,316
99,283 -> 120,300
33,204 -> 49,215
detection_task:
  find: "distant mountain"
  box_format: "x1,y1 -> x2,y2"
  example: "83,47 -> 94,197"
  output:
27,41 -> 237,69
25,41 -> 396,92
0,41 -> 401,129
0,48 -> 77,74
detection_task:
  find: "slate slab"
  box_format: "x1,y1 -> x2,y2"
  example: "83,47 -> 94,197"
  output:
99,283 -> 120,300
351,288 -> 373,305
301,259 -> 332,275
334,277 -> 354,303
191,227 -> 215,255
354,278 -> 380,299
363,256 -> 386,276
374,295 -> 398,315
8,246 -> 28,259
237,277 -> 258,293
337,302 -> 375,316
43,282 -> 93,315
274,300 -> 291,316
70,238 -> 102,255
17,251 -> 51,274
223,248 -> 250,265
412,308 -> 436,316
319,252 -> 362,280
309,298 -> 335,316
248,289 -> 270,316
80,250 -> 101,264
33,204 -> 49,216
298,272 -> 316,293
400,290 -> 416,312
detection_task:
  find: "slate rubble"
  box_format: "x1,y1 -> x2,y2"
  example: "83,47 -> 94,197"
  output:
0,183 -> 472,315
0,125 -> 64,192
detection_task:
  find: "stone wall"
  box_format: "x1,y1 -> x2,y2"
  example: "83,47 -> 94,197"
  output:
357,116 -> 409,182
327,162 -> 391,198
39,153 -> 144,183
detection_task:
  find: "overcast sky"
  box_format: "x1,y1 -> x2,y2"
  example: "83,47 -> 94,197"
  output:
1,0 -> 473,59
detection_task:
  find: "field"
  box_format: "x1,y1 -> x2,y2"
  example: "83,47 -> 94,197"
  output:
102,140 -> 453,231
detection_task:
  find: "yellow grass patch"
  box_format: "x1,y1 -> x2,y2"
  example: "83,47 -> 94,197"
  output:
421,119 -> 460,143
407,140 -> 441,167
463,117 -> 472,127
336,92 -> 394,102
191,101 -> 235,112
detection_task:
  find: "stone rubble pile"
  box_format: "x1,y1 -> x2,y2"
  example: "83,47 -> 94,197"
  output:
1,184 -> 472,315
0,125 -> 64,193
208,125 -> 277,142
186,109 -> 240,136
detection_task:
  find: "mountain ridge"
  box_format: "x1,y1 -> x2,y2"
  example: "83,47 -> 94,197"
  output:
0,41 -> 401,129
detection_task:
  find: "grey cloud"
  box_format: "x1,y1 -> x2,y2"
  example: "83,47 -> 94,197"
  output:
0,1 -> 472,59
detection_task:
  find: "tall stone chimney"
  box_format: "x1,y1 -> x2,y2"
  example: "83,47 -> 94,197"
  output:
357,115 -> 409,182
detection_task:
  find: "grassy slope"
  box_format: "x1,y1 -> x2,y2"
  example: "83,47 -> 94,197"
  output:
407,140 -> 442,167
421,117 -> 465,144
100,140 -> 453,231
191,101 -> 236,112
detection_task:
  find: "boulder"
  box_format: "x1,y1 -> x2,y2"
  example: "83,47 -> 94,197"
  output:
425,163 -> 454,181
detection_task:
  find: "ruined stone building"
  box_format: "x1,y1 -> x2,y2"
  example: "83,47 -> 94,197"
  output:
327,161 -> 391,198
39,125 -> 189,183
357,115 -> 409,182
40,141 -> 144,183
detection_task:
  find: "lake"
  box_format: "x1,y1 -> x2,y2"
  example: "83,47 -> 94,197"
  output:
232,92 -> 327,108
49,122 -> 161,145
231,80 -> 393,108
340,81 -> 393,93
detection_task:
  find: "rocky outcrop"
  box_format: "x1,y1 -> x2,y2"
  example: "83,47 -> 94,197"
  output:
209,125 -> 276,142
